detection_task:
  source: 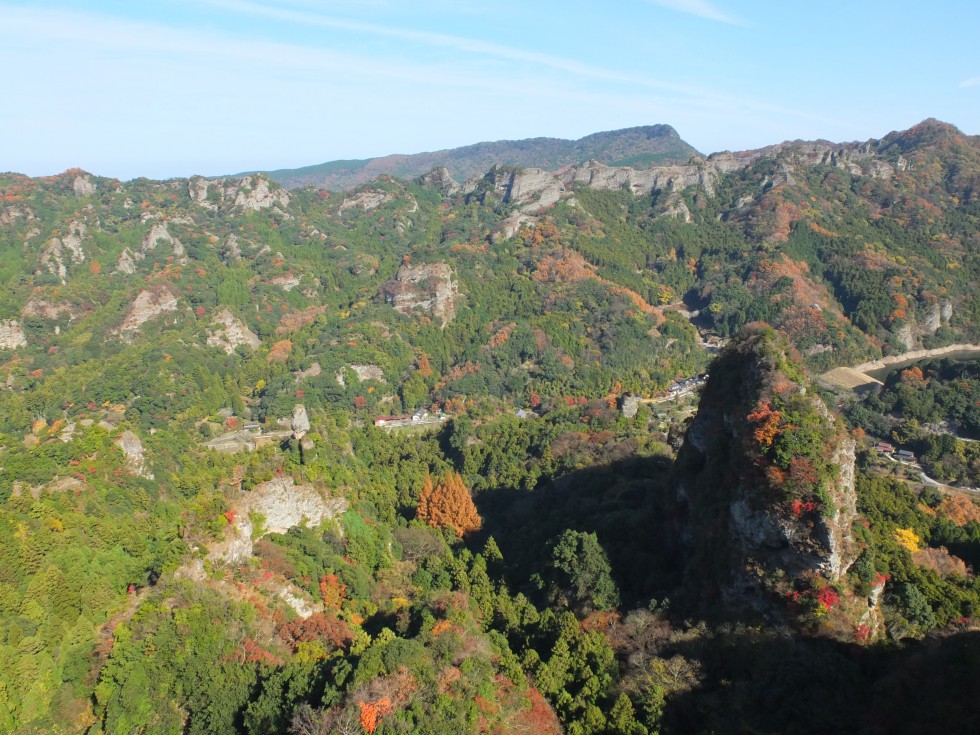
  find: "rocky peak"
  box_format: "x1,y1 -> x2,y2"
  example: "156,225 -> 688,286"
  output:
380,262 -> 458,326
232,175 -> 290,211
676,325 -> 870,636
417,166 -> 460,196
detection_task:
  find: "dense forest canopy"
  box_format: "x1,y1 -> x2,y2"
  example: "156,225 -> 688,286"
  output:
0,119 -> 979,734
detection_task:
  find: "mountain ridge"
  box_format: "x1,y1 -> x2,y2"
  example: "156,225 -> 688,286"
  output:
244,123 -> 700,190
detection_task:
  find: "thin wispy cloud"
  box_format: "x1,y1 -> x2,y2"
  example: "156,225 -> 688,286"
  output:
646,0 -> 744,26
198,0 -> 700,93
195,0 -> 806,122
0,0 -> 881,179
960,77 -> 980,88
0,1 -> 839,127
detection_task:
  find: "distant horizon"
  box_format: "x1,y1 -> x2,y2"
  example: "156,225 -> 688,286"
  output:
2,1 -> 977,181
3,116 -> 971,184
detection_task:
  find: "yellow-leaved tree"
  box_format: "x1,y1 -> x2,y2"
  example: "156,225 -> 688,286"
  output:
894,527 -> 922,552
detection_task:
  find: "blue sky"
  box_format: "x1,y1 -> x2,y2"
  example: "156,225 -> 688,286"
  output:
1,0 -> 977,180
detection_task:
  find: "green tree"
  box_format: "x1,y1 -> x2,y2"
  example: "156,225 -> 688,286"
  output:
549,530 -> 620,613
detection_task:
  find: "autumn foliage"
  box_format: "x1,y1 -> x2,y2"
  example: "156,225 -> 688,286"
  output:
938,494 -> 980,526
319,573 -> 346,611
894,527 -> 922,552
267,339 -> 292,363
277,612 -> 353,651
747,401 -> 782,448
359,698 -> 393,733
416,472 -> 481,538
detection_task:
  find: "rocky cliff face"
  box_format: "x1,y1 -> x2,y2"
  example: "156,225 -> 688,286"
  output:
380,262 -> 458,326
676,325 -> 875,637
446,136 -> 910,242
890,299 -> 954,350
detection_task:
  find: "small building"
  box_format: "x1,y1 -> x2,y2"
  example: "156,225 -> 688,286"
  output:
514,409 -> 533,419
895,450 -> 917,462
412,409 -> 428,422
876,442 -> 896,454
243,422 -> 261,433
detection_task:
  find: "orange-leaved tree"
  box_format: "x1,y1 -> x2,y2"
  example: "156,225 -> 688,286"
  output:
416,471 -> 481,538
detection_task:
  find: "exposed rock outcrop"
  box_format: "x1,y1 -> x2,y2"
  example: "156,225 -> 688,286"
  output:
291,404 -> 310,438
189,174 -> 290,213
270,274 -> 301,291
142,222 -> 185,258
72,174 -> 96,196
335,364 -> 385,387
891,299 -> 954,348
0,205 -> 35,225
339,188 -> 393,212
204,476 -> 347,567
40,220 -> 86,283
294,362 -> 322,384
117,285 -> 178,340
221,233 -> 243,262
115,430 -> 153,479
188,176 -> 216,210
380,263 -> 458,326
206,309 -> 260,354
0,320 -> 27,350
115,248 -> 137,274
233,175 -> 290,211
448,136 -> 910,242
619,393 -> 641,418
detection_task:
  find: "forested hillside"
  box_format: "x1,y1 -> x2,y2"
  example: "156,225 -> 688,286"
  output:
1,119 -> 979,734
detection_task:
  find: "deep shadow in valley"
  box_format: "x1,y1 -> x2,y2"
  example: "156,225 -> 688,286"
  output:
474,454 -> 685,611
661,628 -> 980,735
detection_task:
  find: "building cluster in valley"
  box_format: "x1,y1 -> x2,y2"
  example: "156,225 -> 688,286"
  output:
875,441 -> 918,465
373,409 -> 448,430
